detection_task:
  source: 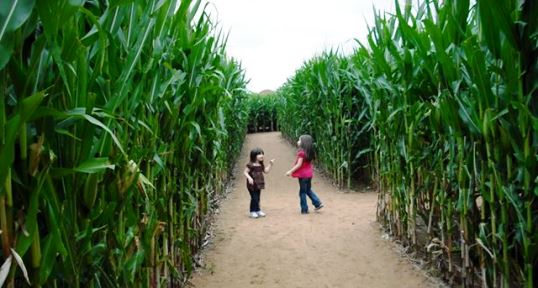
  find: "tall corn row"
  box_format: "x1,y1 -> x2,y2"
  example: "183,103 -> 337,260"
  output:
0,0 -> 247,286
358,1 -> 537,286
278,0 -> 537,286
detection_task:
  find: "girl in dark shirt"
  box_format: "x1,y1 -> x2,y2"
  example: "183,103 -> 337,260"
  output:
244,147 -> 274,218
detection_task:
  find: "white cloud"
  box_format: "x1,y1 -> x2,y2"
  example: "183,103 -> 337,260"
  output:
206,0 -> 403,92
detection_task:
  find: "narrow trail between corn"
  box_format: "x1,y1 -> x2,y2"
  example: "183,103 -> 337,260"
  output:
189,132 -> 437,288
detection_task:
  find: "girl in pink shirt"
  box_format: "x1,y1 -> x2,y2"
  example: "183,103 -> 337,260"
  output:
286,135 -> 324,214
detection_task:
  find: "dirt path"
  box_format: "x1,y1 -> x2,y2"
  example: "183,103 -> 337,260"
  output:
189,132 -> 438,288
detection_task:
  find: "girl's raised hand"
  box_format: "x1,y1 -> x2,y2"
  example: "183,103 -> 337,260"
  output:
269,159 -> 275,164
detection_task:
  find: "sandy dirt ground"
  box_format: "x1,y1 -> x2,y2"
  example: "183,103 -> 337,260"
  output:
189,132 -> 440,288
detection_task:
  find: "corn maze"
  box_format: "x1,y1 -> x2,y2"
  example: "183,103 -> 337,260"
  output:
1,0 -> 537,287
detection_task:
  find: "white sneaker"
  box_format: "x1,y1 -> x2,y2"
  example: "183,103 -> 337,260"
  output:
257,211 -> 266,217
250,212 -> 259,218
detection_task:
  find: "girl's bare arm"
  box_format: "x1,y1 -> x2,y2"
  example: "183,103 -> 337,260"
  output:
264,159 -> 275,173
286,158 -> 303,176
244,167 -> 254,184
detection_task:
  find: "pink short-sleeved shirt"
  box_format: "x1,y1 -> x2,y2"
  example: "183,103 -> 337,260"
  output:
291,150 -> 313,178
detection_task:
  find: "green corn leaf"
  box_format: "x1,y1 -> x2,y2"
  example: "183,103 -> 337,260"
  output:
39,233 -> 59,284
0,0 -> 36,42
14,175 -> 42,256
0,43 -> 12,69
0,91 -> 44,195
74,158 -> 115,174
81,114 -> 126,156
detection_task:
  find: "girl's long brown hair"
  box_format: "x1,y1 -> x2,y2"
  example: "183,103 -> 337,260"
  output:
299,135 -> 315,162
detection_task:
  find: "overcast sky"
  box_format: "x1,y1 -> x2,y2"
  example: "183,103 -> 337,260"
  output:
205,0 -> 403,93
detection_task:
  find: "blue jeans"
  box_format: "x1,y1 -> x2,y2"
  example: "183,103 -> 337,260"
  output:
248,188 -> 261,212
298,178 -> 322,213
